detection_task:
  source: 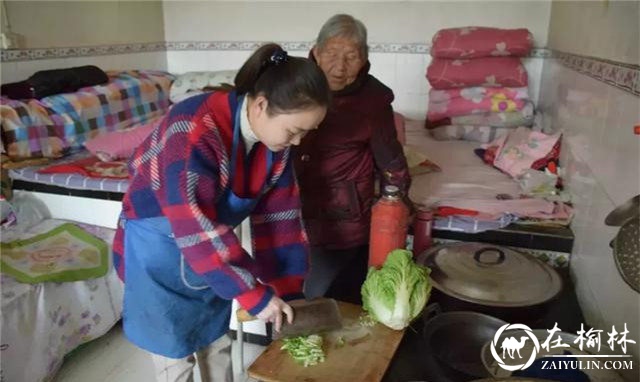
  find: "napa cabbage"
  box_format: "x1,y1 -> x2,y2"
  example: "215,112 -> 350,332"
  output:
361,249 -> 432,330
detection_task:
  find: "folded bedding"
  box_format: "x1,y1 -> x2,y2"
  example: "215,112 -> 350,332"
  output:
426,57 -> 528,89
0,70 -> 173,160
425,101 -> 535,129
431,27 -> 533,59
427,86 -> 529,121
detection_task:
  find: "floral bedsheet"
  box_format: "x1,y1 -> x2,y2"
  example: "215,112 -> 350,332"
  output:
1,219 -> 123,382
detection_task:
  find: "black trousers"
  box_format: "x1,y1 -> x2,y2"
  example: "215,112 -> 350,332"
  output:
303,245 -> 369,305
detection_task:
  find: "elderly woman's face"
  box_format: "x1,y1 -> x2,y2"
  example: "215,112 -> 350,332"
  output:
313,36 -> 365,91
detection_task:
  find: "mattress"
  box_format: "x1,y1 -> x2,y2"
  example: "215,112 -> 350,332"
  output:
1,219 -> 123,382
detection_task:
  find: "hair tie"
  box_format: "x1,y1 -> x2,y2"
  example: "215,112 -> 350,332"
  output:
268,49 -> 288,66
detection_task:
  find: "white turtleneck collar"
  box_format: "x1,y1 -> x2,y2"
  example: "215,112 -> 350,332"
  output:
240,96 -> 259,153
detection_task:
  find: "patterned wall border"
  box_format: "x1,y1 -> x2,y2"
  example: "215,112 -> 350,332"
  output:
0,42 -> 166,63
0,41 -> 552,62
552,50 -> 640,97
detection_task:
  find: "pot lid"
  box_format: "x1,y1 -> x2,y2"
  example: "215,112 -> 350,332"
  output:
418,243 -> 562,307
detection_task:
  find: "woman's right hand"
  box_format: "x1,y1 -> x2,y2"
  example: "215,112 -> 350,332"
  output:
256,296 -> 294,333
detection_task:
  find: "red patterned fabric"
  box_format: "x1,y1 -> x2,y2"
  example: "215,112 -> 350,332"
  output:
431,27 -> 533,59
38,156 -> 128,179
427,57 -> 528,89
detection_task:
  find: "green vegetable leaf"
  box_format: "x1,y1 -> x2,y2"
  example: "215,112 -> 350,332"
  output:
361,249 -> 432,330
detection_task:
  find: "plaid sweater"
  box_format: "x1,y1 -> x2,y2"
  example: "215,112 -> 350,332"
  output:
113,91 -> 309,315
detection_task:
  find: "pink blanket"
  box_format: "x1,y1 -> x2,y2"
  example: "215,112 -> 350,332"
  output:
431,27 -> 533,59
427,87 -> 529,121
483,127 -> 562,178
427,57 -> 528,89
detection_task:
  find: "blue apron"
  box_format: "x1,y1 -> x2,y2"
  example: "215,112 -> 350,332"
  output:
122,95 -> 274,358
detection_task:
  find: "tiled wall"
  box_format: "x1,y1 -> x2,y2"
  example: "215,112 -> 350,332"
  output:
538,57 -> 640,378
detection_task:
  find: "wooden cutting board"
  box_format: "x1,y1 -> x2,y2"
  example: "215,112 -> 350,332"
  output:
247,301 -> 405,382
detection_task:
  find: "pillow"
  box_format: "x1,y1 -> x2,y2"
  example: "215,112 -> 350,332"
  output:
403,146 -> 441,176
170,70 -> 237,103
84,117 -> 162,161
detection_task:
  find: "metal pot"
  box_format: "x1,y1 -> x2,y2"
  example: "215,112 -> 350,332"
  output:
605,195 -> 640,293
422,304 -> 508,382
416,242 -> 563,323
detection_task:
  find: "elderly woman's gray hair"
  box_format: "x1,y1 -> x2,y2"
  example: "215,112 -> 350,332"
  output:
315,14 -> 368,58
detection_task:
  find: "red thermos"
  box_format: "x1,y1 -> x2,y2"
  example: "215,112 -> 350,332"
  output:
412,208 -> 433,257
369,185 -> 410,268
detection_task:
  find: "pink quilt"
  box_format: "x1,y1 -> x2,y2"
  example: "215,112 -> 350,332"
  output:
427,87 -> 529,121
427,57 -> 528,89
431,27 -> 533,59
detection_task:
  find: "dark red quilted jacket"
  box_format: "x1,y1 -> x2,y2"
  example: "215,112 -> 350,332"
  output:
294,58 -> 410,250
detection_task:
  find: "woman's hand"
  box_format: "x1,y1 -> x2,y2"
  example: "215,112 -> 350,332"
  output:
256,296 -> 294,333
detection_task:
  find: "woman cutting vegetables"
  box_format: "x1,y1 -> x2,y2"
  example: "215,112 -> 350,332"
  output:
112,44 -> 330,382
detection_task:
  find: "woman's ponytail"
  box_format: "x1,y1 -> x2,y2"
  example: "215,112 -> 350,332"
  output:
234,43 -> 330,114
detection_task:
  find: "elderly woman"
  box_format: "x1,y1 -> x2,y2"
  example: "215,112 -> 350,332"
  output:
295,14 -> 410,304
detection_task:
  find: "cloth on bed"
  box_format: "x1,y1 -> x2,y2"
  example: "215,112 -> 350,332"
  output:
0,70 -> 173,160
8,151 -> 130,193
83,115 -> 163,161
431,27 -> 533,59
1,218 -> 123,382
38,156 -> 128,179
478,127 -> 562,178
1,222 -> 109,283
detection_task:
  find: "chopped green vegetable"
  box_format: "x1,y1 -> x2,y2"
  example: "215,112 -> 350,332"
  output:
280,334 -> 325,367
361,249 -> 432,330
358,313 -> 376,328
335,336 -> 345,348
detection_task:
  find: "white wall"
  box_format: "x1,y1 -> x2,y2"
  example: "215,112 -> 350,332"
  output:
162,0 -> 551,118
4,1 -> 165,48
162,1 -> 551,45
547,0 -> 639,65
1,1 -> 168,83
539,1 -> 640,379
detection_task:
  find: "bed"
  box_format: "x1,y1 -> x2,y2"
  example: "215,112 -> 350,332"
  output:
0,213 -> 123,382
404,118 -> 574,266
